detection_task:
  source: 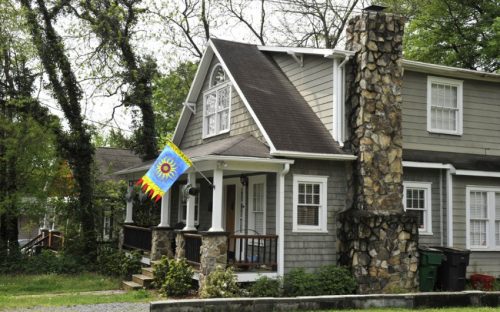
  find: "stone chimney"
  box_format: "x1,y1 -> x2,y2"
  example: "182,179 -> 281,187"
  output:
337,8 -> 419,293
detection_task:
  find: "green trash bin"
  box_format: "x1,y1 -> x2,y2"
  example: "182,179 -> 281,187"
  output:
418,247 -> 444,292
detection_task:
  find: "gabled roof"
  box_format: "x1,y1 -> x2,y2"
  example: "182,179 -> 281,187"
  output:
95,147 -> 142,180
173,38 -> 348,157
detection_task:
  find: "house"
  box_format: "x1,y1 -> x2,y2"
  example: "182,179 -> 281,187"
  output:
115,8 -> 500,293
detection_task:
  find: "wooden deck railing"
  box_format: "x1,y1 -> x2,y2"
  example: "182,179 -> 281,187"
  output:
228,234 -> 278,271
184,233 -> 202,267
123,225 -> 152,251
21,231 -> 64,255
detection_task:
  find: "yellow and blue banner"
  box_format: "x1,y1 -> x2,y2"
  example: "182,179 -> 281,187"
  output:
136,141 -> 192,202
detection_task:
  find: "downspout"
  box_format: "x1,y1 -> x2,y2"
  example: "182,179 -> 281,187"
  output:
277,163 -> 290,277
332,55 -> 350,146
446,166 -> 456,247
439,169 -> 443,246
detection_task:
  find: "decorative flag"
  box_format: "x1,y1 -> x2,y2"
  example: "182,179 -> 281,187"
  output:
136,141 -> 192,202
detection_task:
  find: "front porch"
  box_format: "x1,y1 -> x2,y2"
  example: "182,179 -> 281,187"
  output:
118,153 -> 293,281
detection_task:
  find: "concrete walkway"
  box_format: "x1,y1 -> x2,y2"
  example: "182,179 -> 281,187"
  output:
4,303 -> 149,312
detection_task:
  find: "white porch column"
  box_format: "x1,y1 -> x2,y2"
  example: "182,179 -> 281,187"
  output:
183,172 -> 197,231
158,190 -> 171,228
209,168 -> 224,232
276,164 -> 289,277
124,181 -> 134,224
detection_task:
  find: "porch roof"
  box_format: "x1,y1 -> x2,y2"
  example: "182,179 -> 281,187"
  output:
403,149 -> 500,172
113,134 -> 280,176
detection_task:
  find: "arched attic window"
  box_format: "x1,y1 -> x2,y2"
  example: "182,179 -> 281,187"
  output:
203,64 -> 231,138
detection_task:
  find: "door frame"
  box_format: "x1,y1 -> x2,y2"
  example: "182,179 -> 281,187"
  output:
223,177 -> 243,233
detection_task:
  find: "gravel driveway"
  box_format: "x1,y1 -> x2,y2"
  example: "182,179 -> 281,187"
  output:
3,303 -> 149,312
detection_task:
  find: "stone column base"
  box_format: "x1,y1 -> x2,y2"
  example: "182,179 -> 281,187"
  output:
337,209 -> 419,294
151,227 -> 175,261
175,231 -> 186,259
199,232 -> 228,287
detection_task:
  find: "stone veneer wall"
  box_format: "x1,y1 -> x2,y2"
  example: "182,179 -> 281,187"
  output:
199,233 -> 228,286
151,228 -> 175,261
338,210 -> 419,293
346,11 -> 405,211
339,10 -> 419,293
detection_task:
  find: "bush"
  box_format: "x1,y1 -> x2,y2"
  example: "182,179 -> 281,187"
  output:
152,256 -> 169,289
95,247 -> 141,279
200,266 -> 240,298
162,258 -> 193,297
316,265 -> 356,295
282,268 -> 319,297
249,276 -> 281,297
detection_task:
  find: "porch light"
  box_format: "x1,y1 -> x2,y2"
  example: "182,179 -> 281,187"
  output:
240,174 -> 248,186
182,184 -> 199,198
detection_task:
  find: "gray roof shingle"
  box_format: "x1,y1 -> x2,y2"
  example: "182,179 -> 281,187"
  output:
404,149 -> 500,171
211,39 -> 345,155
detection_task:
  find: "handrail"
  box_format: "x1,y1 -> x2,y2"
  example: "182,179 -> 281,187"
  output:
183,233 -> 202,239
123,224 -> 152,232
21,233 -> 44,251
229,234 -> 278,239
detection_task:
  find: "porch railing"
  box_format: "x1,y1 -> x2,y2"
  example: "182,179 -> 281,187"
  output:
184,233 -> 202,267
123,225 -> 152,251
228,234 -> 278,271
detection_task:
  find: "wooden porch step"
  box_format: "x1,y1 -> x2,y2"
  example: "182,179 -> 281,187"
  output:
122,280 -> 142,291
132,274 -> 153,288
142,267 -> 154,278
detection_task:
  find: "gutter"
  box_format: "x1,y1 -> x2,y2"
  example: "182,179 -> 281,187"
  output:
271,150 -> 356,161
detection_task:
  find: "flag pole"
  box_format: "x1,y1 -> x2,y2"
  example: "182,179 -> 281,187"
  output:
190,162 -> 214,188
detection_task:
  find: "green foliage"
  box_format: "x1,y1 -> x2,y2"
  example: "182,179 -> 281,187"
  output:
152,256 -> 169,289
282,268 -> 319,297
95,246 -> 142,279
316,265 -> 357,295
153,61 -> 198,147
249,276 -> 282,297
0,250 -> 83,275
200,266 -> 240,298
282,265 -> 357,297
162,258 -> 194,297
378,0 -> 499,72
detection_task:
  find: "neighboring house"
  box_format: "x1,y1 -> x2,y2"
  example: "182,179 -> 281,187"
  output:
115,8 -> 500,292
18,147 -> 142,244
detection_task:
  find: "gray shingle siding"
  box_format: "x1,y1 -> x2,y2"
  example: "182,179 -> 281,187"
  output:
283,160 -> 347,273
402,70 -> 500,156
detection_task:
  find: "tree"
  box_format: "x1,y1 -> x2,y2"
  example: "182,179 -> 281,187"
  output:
70,0 -> 159,160
20,0 -> 98,259
378,0 -> 500,72
0,1 -> 60,251
153,61 -> 197,146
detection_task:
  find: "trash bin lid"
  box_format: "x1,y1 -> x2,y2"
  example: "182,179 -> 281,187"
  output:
430,246 -> 471,254
419,246 -> 443,253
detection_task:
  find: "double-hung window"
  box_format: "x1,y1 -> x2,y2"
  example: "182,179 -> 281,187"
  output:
427,76 -> 463,135
248,175 -> 266,235
293,175 -> 328,233
466,187 -> 500,250
203,64 -> 231,138
403,182 -> 432,235
179,184 -> 200,225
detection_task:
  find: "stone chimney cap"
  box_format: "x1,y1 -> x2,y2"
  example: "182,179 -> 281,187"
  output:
362,4 -> 387,12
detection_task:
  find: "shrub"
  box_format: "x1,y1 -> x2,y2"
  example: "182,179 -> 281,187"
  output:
162,258 -> 193,297
316,265 -> 357,295
152,256 -> 169,289
95,247 -> 141,279
200,266 -> 240,298
282,268 -> 319,297
249,276 -> 281,297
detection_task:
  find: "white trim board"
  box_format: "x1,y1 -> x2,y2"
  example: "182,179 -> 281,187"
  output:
271,150 -> 356,161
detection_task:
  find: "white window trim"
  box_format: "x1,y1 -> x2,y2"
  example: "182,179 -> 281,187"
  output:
466,186 -> 500,251
292,174 -> 328,233
426,76 -> 463,136
403,181 -> 433,236
178,184 -> 201,225
202,63 -> 232,139
247,175 -> 267,235
209,64 -> 226,87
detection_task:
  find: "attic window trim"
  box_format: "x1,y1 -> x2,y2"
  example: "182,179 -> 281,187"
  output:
209,63 -> 227,87
202,80 -> 232,139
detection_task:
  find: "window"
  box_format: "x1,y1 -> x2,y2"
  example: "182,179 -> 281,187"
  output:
178,184 -> 200,225
427,76 -> 463,135
248,175 -> 266,235
293,175 -> 328,233
403,182 -> 432,235
466,187 -> 500,250
203,64 -> 231,138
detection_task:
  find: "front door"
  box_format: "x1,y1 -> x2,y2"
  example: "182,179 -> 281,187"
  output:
225,184 -> 236,235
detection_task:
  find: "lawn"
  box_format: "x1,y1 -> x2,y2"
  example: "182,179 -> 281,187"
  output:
0,273 -> 157,310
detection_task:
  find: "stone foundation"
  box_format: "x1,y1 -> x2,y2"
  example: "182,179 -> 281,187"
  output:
199,232 -> 228,286
338,210 -> 419,293
151,227 -> 175,261
175,231 -> 186,259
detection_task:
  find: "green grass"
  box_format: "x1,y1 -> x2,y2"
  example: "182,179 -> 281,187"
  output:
0,273 -> 158,310
0,273 -> 120,296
